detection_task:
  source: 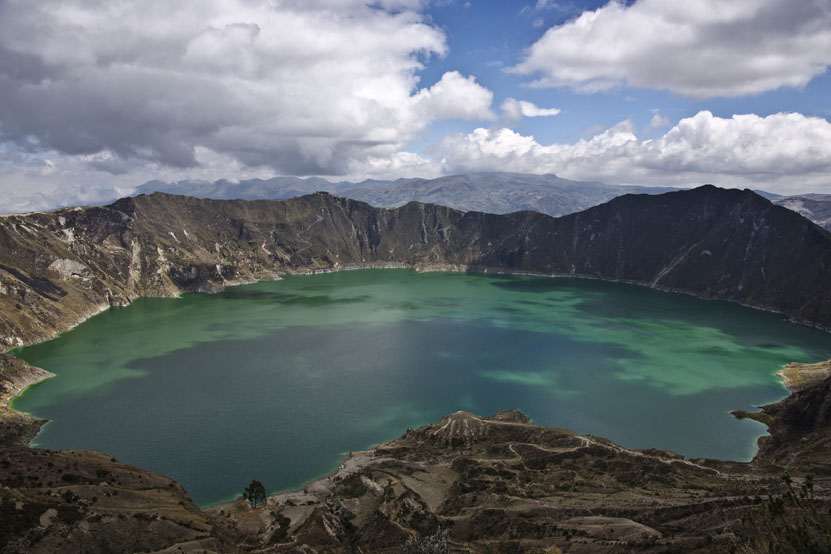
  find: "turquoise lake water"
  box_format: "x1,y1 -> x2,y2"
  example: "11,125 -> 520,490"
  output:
11,269 -> 831,506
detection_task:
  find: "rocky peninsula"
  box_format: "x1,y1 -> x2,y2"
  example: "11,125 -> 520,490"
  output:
776,360 -> 831,393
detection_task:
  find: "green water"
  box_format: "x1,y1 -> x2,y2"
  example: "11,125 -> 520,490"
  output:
11,270 -> 831,506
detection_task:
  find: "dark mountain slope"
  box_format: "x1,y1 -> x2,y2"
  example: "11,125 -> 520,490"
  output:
454,186 -> 831,328
509,186 -> 831,328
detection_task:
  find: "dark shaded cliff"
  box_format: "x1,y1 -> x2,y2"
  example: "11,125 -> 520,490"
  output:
1,185 -> 830,349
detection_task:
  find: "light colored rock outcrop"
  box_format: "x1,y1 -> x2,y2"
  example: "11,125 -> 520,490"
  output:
777,360 -> 831,392
47,258 -> 89,280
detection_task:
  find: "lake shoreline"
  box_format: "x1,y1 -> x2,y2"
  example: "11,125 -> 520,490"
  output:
3,264 -> 826,449
5,258 -> 831,357
5,266 -> 828,508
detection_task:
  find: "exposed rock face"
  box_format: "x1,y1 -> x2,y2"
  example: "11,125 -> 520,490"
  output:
777,359 -> 831,392
1,186 -> 830,350
0,354 -> 52,446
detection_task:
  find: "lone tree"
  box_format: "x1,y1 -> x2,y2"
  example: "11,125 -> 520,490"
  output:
242,479 -> 267,507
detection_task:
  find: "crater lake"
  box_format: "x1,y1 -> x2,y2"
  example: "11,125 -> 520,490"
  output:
11,269 -> 831,505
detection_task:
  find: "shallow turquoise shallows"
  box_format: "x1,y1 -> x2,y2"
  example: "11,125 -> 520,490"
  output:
11,270 -> 831,506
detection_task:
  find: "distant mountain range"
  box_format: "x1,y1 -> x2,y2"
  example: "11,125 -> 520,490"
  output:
136,172 -> 680,217
772,195 -> 831,230
338,173 -> 683,216
137,173 -> 831,230
136,175 -> 347,201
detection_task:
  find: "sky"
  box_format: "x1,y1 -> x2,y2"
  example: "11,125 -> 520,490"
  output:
1,0 -> 830,213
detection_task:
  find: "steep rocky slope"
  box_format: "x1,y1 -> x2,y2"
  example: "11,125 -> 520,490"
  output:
0,443 -> 242,554
1,185 -> 830,350
736,371 -> 831,474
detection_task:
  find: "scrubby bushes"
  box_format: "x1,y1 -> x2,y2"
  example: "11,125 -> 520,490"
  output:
731,472 -> 831,553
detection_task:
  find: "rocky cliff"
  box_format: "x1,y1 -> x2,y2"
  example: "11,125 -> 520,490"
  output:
2,185 -> 831,350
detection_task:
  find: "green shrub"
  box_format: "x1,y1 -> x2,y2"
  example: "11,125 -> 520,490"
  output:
400,528 -> 450,554
335,473 -> 367,499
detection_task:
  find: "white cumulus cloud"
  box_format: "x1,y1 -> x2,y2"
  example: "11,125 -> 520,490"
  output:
647,113 -> 671,129
411,111 -> 831,193
413,71 -> 495,121
501,98 -> 562,120
0,0 -> 494,181
511,0 -> 831,97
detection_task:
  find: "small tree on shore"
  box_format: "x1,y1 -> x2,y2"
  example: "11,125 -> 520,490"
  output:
243,479 -> 266,507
